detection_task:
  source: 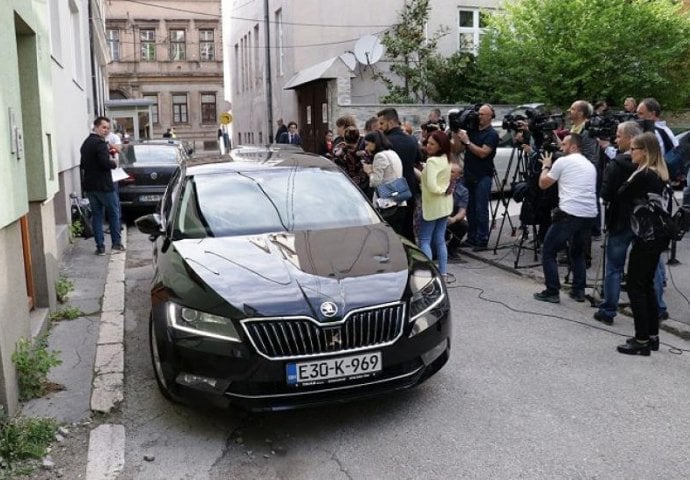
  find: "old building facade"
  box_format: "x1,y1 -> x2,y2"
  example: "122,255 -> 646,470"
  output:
106,0 -> 226,150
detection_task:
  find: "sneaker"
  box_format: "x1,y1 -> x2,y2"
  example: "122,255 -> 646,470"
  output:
95,246 -> 106,256
533,290 -> 560,303
111,244 -> 126,253
568,289 -> 586,303
617,337 -> 651,356
593,311 -> 613,326
658,311 -> 669,321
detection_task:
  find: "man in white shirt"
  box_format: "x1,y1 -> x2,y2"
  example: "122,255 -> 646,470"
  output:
534,133 -> 598,303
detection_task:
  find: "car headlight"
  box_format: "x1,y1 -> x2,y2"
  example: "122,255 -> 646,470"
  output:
408,270 -> 447,336
167,302 -> 241,342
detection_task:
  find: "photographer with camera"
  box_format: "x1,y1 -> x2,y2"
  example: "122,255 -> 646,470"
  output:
453,104 -> 499,251
533,133 -> 598,304
593,121 -> 643,324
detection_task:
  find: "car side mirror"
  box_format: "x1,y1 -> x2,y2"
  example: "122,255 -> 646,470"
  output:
135,213 -> 164,239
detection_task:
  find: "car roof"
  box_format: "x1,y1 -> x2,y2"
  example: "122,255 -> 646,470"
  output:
182,149 -> 339,177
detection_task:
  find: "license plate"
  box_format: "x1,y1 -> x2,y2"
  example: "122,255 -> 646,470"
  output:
139,194 -> 162,202
286,351 -> 382,386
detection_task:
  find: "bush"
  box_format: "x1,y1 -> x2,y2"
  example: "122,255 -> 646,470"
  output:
0,414 -> 57,473
11,337 -> 62,402
54,276 -> 74,304
49,306 -> 83,321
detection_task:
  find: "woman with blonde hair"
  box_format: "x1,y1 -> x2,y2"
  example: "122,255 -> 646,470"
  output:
623,96 -> 637,114
615,132 -> 670,355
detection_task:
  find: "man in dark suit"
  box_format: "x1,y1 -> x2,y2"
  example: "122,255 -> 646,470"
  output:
278,121 -> 302,145
275,118 -> 288,143
377,107 -> 422,242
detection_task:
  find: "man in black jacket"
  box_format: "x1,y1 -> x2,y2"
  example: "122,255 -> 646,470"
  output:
377,107 -> 422,242
80,116 -> 124,255
593,121 -> 641,324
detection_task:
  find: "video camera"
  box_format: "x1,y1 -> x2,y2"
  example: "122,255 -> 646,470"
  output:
587,111 -> 655,141
448,106 -> 480,133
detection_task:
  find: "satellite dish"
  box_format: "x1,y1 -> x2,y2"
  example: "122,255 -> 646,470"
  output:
340,52 -> 357,71
353,35 -> 384,66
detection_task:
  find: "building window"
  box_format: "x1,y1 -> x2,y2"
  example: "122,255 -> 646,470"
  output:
275,9 -> 284,76
169,29 -> 186,61
234,44 -> 240,94
140,28 -> 156,61
200,29 -> 215,61
69,1 -> 84,83
254,24 -> 261,86
49,0 -> 62,61
201,93 -> 217,124
172,94 -> 188,123
458,9 -> 487,54
143,94 -> 159,124
107,29 -> 120,61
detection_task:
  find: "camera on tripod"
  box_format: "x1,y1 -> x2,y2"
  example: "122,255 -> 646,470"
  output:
448,106 -> 480,132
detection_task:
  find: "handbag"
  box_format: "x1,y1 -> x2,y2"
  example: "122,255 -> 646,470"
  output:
376,177 -> 412,204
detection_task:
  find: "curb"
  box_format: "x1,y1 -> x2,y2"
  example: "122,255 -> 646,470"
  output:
86,227 -> 127,479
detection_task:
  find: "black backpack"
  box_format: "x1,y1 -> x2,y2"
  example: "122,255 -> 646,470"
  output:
631,185 -> 690,242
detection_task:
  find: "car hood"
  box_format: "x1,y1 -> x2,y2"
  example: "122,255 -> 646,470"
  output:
172,223 -> 411,321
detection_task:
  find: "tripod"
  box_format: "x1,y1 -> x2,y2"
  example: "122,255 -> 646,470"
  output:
491,145 -> 528,253
513,222 -> 541,269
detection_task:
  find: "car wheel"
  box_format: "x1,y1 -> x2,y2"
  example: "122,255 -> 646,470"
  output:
148,314 -> 182,402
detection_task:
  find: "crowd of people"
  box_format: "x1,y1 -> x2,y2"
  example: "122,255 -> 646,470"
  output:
318,97 -> 685,357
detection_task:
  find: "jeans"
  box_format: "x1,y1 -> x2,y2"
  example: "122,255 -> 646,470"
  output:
87,190 -> 121,249
627,239 -> 666,340
418,216 -> 449,275
597,228 -> 667,319
541,214 -> 595,294
598,229 -> 635,318
465,175 -> 492,246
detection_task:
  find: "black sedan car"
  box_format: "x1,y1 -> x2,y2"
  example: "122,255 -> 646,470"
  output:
118,141 -> 189,210
136,150 -> 451,411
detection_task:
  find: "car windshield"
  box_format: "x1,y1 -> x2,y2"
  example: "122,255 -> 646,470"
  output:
120,144 -> 180,165
175,168 -> 380,238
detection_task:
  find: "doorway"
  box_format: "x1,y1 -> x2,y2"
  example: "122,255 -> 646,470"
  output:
296,81 -> 329,155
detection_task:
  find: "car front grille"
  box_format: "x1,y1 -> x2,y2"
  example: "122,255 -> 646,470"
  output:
242,302 -> 406,360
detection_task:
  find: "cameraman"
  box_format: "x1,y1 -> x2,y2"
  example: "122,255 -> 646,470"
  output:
533,133 -> 598,303
593,121 -> 643,324
453,104 -> 499,251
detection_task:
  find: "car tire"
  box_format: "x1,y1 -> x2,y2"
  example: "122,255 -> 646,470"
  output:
149,314 -> 183,403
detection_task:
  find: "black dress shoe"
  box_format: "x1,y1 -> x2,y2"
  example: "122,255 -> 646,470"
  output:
617,338 -> 651,356
593,311 -> 613,325
632,336 -> 659,352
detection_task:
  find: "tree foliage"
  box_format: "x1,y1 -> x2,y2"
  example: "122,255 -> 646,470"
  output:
476,0 -> 690,109
375,0 -> 448,103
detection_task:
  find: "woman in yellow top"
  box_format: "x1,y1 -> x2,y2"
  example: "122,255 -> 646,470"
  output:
417,130 -> 453,277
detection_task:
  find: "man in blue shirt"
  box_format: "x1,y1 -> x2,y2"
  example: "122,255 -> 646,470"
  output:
454,104 -> 499,251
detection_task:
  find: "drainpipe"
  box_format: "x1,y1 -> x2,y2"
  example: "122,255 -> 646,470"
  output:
264,0 -> 274,142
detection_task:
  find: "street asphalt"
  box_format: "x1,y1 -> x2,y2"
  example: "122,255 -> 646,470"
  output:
18,192 -> 690,477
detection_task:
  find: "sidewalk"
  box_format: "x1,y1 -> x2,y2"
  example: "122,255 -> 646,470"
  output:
458,194 -> 690,337
21,230 -> 127,479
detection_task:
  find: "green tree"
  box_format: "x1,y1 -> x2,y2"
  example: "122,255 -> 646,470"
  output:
375,0 -> 448,103
476,0 -> 690,109
426,51 -> 487,104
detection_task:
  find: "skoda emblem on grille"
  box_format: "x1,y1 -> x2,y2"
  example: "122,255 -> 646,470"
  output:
150,172 -> 159,180
320,301 -> 338,318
